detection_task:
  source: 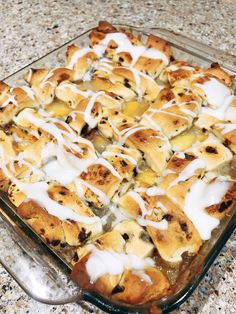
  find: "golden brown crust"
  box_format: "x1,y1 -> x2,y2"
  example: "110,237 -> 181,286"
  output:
112,268 -> 171,305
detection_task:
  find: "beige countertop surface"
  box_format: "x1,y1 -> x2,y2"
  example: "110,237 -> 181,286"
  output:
0,0 -> 235,313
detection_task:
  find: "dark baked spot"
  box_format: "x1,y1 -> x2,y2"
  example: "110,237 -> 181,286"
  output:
124,78 -> 131,88
223,138 -> 231,147
163,214 -> 173,221
111,285 -> 125,294
65,115 -> 72,124
180,222 -> 188,233
40,228 -> 45,234
120,160 -> 128,167
58,73 -> 70,83
218,200 -> 233,213
133,167 -> 138,177
78,227 -> 92,243
139,231 -> 152,243
73,252 -> 79,262
51,239 -> 61,246
122,233 -> 129,241
211,62 -> 220,68
81,123 -> 89,136
119,57 -> 124,62
205,146 -> 217,154
184,153 -> 195,160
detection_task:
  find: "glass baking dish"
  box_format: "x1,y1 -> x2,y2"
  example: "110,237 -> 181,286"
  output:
0,24 -> 236,313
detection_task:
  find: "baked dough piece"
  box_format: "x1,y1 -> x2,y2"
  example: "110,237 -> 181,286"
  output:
94,65 -> 162,102
65,44 -> 98,81
158,153 -> 205,208
72,225 -> 170,303
0,82 -> 38,124
121,125 -> 171,175
160,60 -> 200,86
111,268 -> 170,305
24,67 -> 73,106
145,195 -> 202,262
15,184 -> 102,247
98,109 -> 171,174
118,188 -> 202,262
195,96 -> 236,130
141,87 -> 201,138
71,230 -> 125,296
102,144 -> 141,180
186,133 -> 233,171
77,160 -> 122,208
211,123 -> 236,153
114,220 -> 154,258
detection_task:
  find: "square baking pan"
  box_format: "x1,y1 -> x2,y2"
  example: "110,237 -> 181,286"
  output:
0,24 -> 235,313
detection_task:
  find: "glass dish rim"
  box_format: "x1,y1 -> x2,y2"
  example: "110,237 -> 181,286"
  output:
1,24 -> 236,313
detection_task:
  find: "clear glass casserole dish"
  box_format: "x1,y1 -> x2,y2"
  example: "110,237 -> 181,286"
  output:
0,24 -> 235,313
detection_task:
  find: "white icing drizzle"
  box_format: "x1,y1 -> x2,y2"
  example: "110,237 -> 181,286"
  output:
120,125 -> 150,143
148,108 -> 190,122
169,158 -> 206,188
156,201 -> 168,213
0,94 -> 17,108
85,244 -> 154,283
128,191 -> 151,216
57,82 -> 93,98
128,191 -> 168,230
43,159 -> 79,185
109,204 -> 127,227
102,151 -> 137,165
0,163 -> 99,225
132,269 -> 152,285
75,179 -> 110,206
41,142 -> 96,181
184,178 -> 231,240
129,67 -> 143,99
146,187 -> 165,196
162,169 -> 175,176
215,123 -> 236,135
94,158 -> 123,180
161,99 -> 176,109
19,86 -> 35,100
137,217 -> 168,230
201,95 -> 236,120
67,47 -> 94,70
84,91 -> 104,128
93,32 -> 169,67
39,70 -> 56,89
142,113 -> 163,132
142,47 -> 169,64
167,65 -> 195,71
195,78 -> 231,109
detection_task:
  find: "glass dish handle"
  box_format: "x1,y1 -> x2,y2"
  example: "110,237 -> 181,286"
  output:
0,207 -> 83,305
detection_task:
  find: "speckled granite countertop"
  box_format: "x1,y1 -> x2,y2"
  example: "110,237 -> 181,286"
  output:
0,0 -> 235,313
